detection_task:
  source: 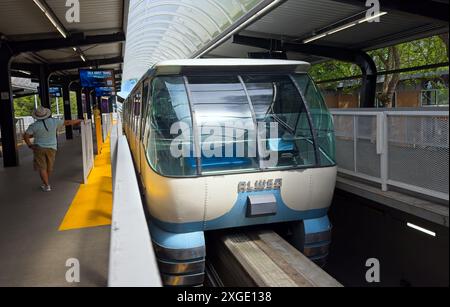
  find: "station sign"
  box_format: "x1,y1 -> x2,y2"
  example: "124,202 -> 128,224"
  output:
49,87 -> 62,98
79,69 -> 115,88
95,87 -> 115,97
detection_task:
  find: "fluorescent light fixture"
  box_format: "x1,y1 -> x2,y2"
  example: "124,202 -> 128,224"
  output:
80,54 -> 86,62
32,0 -> 68,39
327,22 -> 357,35
73,47 -> 78,52
195,0 -> 283,58
302,33 -> 327,44
407,223 -> 436,237
19,70 -> 32,76
303,11 -> 387,43
32,0 -> 46,12
358,11 -> 388,24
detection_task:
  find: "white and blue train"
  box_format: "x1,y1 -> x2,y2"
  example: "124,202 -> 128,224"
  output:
122,59 -> 337,286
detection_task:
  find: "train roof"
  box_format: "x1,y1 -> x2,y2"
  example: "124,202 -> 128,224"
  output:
152,58 -> 311,75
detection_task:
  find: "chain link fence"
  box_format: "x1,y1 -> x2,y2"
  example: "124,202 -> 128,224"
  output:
332,108 -> 449,202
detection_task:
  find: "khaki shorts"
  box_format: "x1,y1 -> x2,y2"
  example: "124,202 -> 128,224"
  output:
33,147 -> 57,172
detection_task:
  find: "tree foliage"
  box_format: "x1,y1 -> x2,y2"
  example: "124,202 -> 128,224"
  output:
14,92 -> 79,118
309,34 -> 449,107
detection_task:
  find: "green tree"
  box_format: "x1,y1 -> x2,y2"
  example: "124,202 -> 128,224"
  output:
14,92 -> 79,119
310,34 -> 449,107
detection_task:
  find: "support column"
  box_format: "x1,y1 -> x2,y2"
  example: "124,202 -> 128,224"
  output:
0,45 -> 19,167
62,79 -> 73,140
84,88 -> 92,120
73,84 -> 84,120
39,65 -> 51,109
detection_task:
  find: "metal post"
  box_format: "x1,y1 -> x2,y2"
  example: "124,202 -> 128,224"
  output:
353,115 -> 358,173
75,85 -> 84,120
84,88 -> 92,120
34,94 -> 38,109
56,97 -> 60,116
0,45 -> 19,167
62,79 -> 73,140
38,65 -> 51,108
379,113 -> 389,191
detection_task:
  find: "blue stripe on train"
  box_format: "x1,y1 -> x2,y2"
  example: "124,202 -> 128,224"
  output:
151,189 -> 329,233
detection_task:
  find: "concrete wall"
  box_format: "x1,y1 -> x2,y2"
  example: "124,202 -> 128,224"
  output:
327,190 -> 449,287
324,90 -> 423,108
324,93 -> 359,109
397,90 -> 421,108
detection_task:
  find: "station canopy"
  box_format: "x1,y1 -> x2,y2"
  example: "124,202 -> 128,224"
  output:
121,0 -> 264,94
121,0 -> 448,96
0,0 -> 128,96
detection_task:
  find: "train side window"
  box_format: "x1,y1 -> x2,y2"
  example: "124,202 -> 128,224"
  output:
293,74 -> 336,166
133,90 -> 142,134
142,80 -> 152,148
146,76 -> 196,177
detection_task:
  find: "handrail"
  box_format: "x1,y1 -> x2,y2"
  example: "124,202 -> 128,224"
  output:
108,115 -> 162,287
331,108 -> 449,202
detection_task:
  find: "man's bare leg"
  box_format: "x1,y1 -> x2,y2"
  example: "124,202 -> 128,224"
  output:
39,169 -> 49,186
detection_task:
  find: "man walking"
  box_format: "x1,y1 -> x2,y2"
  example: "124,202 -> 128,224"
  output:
23,106 -> 82,192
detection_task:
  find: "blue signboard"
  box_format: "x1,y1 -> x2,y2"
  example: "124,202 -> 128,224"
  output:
79,69 -> 115,88
49,87 -> 62,97
95,87 -> 114,97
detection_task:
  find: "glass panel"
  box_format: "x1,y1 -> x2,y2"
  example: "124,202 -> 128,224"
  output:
146,76 -> 196,176
293,74 -> 336,166
242,75 -> 316,169
141,81 -> 150,141
187,76 -> 259,174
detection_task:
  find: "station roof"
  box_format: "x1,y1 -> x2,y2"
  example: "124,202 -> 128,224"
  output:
121,0 -> 265,93
0,0 -> 128,94
152,58 -> 310,75
120,0 -> 448,97
204,0 -> 449,63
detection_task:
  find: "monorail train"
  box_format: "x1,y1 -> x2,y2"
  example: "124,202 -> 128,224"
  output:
122,59 -> 337,286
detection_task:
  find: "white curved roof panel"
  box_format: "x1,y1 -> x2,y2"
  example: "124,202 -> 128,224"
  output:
121,0 -> 266,95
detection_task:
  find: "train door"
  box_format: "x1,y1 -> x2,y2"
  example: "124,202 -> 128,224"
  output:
139,79 -> 151,180
129,96 -> 136,153
134,86 -> 143,172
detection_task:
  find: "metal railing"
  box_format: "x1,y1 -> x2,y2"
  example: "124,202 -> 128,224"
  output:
102,113 -> 113,142
81,120 -> 94,184
331,108 -> 449,202
0,118 -> 26,145
108,115 -> 162,287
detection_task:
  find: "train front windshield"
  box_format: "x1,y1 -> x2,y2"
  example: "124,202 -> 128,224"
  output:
144,74 -> 335,177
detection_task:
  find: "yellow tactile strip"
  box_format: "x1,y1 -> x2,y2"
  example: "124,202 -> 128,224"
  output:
59,138 -> 113,231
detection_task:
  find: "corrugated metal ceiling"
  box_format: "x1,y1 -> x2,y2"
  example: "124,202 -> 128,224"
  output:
207,0 -> 448,59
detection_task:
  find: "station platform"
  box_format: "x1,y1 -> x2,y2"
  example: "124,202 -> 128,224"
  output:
0,134 -> 112,287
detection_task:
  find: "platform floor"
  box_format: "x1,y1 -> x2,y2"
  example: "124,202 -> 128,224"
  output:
0,134 -> 110,287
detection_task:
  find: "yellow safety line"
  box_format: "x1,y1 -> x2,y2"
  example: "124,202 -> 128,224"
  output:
59,137 -> 113,231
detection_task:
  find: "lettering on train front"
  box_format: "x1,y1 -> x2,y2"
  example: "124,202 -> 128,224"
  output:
237,179 -> 282,193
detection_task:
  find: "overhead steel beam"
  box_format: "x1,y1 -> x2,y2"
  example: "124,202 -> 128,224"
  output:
328,0 -> 449,22
8,32 -> 126,55
233,34 -> 378,108
10,63 -> 38,72
11,70 -> 36,79
48,56 -> 123,72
